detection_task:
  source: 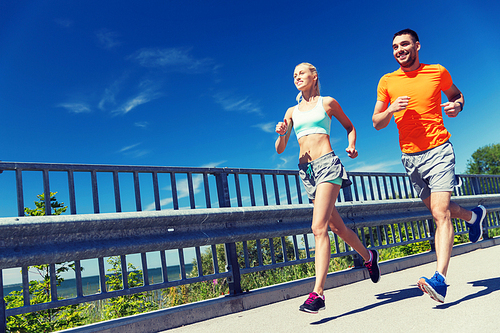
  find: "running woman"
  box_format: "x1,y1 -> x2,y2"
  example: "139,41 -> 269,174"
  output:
276,62 -> 380,314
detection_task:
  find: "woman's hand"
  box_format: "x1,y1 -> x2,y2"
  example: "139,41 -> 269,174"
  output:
276,119 -> 288,136
346,147 -> 358,159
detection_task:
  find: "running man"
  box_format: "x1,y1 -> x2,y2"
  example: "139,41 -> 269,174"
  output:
372,28 -> 486,303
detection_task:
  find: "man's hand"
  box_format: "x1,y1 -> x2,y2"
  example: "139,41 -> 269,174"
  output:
389,96 -> 411,113
441,101 -> 461,118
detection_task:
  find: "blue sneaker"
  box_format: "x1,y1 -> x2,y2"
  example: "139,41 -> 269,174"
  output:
417,271 -> 447,303
468,205 -> 486,243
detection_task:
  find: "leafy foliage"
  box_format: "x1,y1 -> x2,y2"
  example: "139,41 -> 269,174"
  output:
101,257 -> 158,319
165,236 -> 354,306
465,143 -> 500,175
24,192 -> 67,216
6,193 -> 87,332
5,264 -> 87,333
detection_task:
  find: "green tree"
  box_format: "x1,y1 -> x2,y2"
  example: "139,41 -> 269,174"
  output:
101,256 -> 158,320
5,264 -> 87,333
24,192 -> 68,216
465,143 -> 500,175
6,193 -> 87,332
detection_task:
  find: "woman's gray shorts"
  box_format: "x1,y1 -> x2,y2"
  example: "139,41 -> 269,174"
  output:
298,151 -> 352,200
401,141 -> 458,200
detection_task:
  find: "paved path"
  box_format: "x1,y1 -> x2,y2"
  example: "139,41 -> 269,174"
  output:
167,246 -> 500,333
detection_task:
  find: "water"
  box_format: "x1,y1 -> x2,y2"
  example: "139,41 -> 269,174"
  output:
3,264 -> 194,299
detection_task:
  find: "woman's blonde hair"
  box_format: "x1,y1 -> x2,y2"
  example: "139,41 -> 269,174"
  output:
295,62 -> 320,103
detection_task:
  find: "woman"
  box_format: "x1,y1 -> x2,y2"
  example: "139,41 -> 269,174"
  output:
275,63 -> 380,314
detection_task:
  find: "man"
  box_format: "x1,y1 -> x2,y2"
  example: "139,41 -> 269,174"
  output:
372,28 -> 486,303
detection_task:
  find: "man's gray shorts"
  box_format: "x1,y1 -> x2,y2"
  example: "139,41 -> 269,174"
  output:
401,141 -> 458,200
298,151 -> 352,200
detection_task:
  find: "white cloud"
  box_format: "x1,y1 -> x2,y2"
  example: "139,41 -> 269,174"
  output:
55,19 -> 73,28
98,78 -> 123,110
96,29 -> 121,50
115,94 -> 150,114
118,142 -> 150,158
213,92 -> 262,115
201,161 -> 226,168
276,154 -> 295,169
129,47 -> 215,73
112,89 -> 162,115
134,121 -> 149,128
58,103 -> 91,113
253,122 -> 275,133
119,143 -> 142,153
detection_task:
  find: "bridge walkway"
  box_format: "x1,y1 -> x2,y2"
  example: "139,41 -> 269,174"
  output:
166,245 -> 500,333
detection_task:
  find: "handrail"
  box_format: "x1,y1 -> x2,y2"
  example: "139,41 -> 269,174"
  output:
2,195 -> 500,270
1,161 -> 500,332
1,161 -> 499,217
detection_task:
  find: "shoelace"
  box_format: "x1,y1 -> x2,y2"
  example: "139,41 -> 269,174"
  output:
365,260 -> 377,276
305,292 -> 321,304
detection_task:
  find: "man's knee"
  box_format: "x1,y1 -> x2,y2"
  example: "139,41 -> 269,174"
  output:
432,210 -> 451,224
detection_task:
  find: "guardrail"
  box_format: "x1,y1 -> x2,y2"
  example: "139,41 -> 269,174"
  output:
1,162 -> 500,332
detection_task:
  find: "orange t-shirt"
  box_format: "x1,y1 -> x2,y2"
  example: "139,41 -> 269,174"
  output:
377,64 -> 453,153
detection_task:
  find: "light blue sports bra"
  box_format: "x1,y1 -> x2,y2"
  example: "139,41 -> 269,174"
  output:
292,96 -> 331,139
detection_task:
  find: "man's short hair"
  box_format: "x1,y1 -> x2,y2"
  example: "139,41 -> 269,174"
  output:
393,28 -> 419,42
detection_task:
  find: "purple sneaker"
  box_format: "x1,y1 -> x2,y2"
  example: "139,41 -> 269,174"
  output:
365,249 -> 381,283
299,292 -> 325,314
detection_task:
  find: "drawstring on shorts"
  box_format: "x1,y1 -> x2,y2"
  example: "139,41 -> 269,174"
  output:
306,163 -> 314,178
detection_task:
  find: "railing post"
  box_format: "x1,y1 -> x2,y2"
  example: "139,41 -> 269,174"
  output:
471,177 -> 482,195
427,219 -> 436,252
345,183 -> 363,268
224,242 -> 242,295
215,171 -> 243,295
0,269 -> 6,333
215,171 -> 231,208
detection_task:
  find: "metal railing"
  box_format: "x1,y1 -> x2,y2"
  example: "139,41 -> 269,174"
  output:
1,161 -> 499,215
1,161 -> 500,332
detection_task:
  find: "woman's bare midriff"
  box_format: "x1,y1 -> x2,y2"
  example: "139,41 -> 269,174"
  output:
298,134 -> 333,164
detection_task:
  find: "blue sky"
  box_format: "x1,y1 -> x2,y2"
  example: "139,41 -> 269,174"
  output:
1,0 -> 500,284
1,0 -> 499,175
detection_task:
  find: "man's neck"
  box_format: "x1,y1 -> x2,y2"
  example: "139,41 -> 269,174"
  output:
400,61 -> 421,72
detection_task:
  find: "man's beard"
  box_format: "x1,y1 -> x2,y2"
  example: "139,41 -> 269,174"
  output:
398,53 -> 416,69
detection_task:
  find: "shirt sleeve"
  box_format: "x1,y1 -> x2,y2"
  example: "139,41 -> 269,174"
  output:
439,65 -> 453,91
376,75 -> 390,103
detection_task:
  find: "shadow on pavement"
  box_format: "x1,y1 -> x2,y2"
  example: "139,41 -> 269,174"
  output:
310,286 -> 423,325
435,277 -> 500,309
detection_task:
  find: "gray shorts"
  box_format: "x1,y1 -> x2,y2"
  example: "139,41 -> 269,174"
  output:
298,151 -> 352,200
401,141 -> 457,200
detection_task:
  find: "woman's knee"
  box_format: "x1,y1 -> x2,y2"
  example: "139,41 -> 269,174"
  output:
311,221 -> 329,236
